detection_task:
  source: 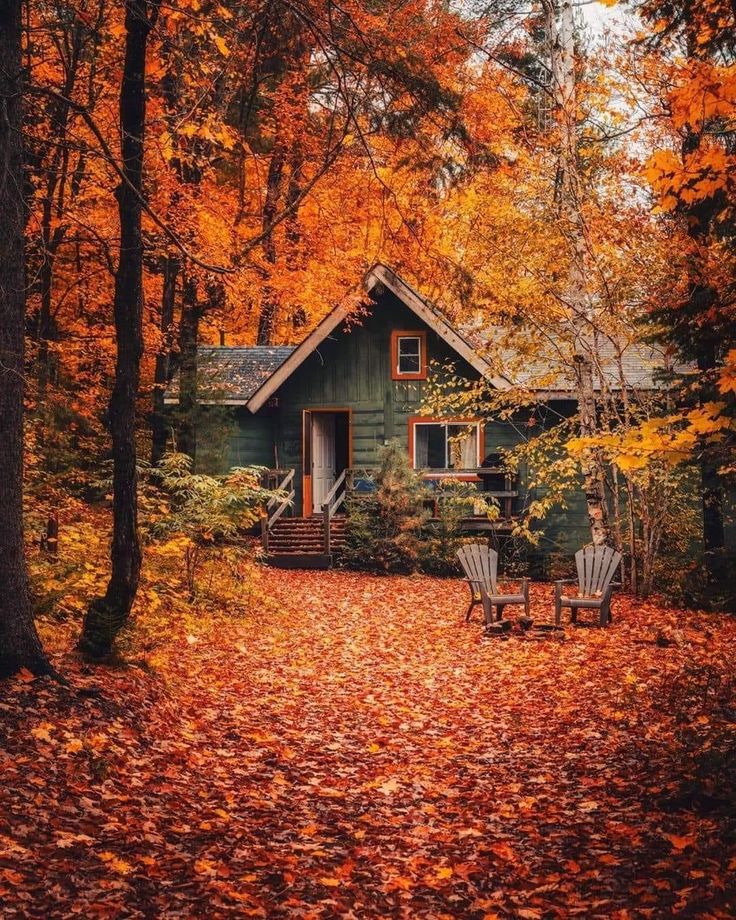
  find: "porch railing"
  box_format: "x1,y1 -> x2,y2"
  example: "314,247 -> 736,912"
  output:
260,468 -> 295,553
344,466 -> 519,520
321,468 -> 347,555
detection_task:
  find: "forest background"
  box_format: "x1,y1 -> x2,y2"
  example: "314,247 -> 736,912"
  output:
0,0 -> 734,674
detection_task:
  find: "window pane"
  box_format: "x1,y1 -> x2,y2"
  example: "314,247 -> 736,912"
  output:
397,336 -> 421,374
448,425 -> 478,468
399,353 -> 420,373
415,424 -> 446,468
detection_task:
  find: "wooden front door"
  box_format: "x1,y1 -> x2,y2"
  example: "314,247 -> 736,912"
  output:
311,412 -> 336,511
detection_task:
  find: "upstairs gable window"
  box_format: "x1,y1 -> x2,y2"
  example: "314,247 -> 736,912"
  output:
391,330 -> 427,380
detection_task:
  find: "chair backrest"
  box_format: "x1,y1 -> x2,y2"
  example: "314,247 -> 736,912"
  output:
575,544 -> 621,596
456,543 -> 498,594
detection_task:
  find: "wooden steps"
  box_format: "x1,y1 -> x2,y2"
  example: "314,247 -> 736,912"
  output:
264,516 -> 346,569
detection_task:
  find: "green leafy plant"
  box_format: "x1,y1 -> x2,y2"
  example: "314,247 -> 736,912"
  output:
147,452 -> 285,599
341,441 -> 429,574
420,478 -> 498,576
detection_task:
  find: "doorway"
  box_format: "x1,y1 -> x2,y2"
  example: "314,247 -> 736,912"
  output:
303,410 -> 351,515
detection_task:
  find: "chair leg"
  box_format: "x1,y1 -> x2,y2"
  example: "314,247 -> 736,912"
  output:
482,594 -> 493,626
599,586 -> 614,626
600,590 -> 612,626
523,579 -> 530,618
496,603 -> 505,622
466,585 -> 480,622
554,585 -> 562,625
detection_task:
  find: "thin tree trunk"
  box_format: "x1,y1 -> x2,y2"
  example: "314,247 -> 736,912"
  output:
256,143 -> 286,345
177,274 -> 201,463
0,0 -> 51,677
698,342 -> 726,582
79,0 -> 156,658
256,35 -> 310,345
545,0 -> 610,545
150,256 -> 179,465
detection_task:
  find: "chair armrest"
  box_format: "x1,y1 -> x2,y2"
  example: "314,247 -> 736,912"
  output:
555,578 -> 577,586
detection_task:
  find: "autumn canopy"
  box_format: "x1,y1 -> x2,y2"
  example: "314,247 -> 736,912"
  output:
0,0 -> 734,914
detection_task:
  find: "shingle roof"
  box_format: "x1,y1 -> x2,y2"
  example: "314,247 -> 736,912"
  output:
163,268 -> 683,406
465,326 -> 682,394
164,346 -> 296,404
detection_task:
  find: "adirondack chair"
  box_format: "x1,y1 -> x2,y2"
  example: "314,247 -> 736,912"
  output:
456,543 -> 530,625
554,544 -> 622,627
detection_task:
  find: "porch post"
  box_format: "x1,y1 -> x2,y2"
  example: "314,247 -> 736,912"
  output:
322,503 -> 331,555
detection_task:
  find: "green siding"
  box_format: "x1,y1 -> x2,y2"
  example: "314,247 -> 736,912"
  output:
208,292 -> 598,556
227,408 -> 278,470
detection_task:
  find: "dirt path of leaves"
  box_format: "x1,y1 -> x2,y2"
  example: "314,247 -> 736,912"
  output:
2,571 -> 736,918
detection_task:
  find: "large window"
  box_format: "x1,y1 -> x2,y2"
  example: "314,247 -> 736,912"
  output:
391,330 -> 427,380
411,420 -> 481,470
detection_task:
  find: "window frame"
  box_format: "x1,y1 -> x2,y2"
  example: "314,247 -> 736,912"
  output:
391,330 -> 428,380
408,416 -> 484,479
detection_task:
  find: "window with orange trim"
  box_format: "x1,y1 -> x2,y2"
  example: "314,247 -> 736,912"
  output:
409,418 -> 483,471
391,330 -> 427,380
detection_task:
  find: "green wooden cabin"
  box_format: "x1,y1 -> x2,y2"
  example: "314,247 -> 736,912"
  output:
164,264 -> 674,567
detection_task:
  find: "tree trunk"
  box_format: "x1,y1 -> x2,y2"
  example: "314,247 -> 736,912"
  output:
679,22 -> 726,586
255,36 -> 310,345
79,0 -> 155,658
0,0 -> 51,678
177,274 -> 201,463
698,342 -> 726,582
150,256 -> 179,465
256,143 -> 286,345
545,0 -> 610,545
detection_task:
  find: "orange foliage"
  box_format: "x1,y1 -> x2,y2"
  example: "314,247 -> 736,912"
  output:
2,569 -> 735,916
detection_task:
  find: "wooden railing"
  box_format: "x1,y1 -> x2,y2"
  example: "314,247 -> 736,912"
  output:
261,468 -> 295,552
344,466 -> 519,520
321,468 -> 347,555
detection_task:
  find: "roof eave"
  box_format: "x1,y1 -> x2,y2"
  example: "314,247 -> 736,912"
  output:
245,305 -> 350,413
245,263 -> 511,412
364,265 -> 511,391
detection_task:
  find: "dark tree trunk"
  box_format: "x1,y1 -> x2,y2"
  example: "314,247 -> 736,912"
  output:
177,275 -> 201,463
683,113 -> 726,584
697,341 -> 726,582
79,0 -> 155,658
150,256 -> 179,465
0,0 -> 51,678
256,143 -> 286,345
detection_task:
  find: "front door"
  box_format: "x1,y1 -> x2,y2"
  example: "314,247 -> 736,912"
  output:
311,412 -> 336,510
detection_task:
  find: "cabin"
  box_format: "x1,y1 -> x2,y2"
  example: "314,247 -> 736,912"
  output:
165,264 -> 674,568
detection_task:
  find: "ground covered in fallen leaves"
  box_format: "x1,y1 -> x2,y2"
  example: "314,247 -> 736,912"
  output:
2,569 -> 736,918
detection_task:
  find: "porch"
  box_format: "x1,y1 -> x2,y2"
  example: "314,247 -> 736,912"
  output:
259,465 -> 520,568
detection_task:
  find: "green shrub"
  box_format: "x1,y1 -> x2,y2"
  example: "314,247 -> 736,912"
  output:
419,479 -> 497,576
342,443 -> 498,576
341,441 -> 429,574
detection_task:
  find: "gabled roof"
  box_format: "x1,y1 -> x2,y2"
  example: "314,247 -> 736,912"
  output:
245,264 -> 511,413
164,265 -> 679,411
164,346 -> 295,405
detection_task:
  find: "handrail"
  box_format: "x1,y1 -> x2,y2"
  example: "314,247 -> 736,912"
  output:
270,488 -> 295,527
322,468 -> 346,509
266,468 -> 294,512
321,468 -> 347,555
262,468 -> 295,553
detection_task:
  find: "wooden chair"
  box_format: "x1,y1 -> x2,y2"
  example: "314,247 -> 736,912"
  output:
555,544 -> 622,627
456,543 -> 530,626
